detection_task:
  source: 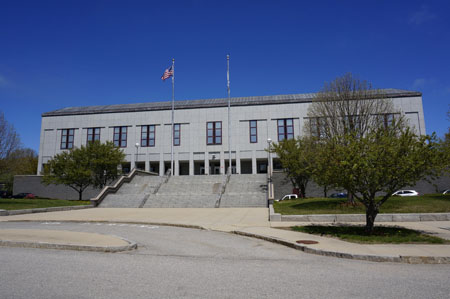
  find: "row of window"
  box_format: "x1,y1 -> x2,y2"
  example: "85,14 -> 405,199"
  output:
308,113 -> 398,138
59,119 -> 296,149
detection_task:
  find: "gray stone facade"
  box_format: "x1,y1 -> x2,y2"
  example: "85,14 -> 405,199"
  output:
36,89 -> 426,178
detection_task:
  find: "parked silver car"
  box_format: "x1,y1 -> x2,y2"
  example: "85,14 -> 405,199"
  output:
392,190 -> 419,197
275,194 -> 298,201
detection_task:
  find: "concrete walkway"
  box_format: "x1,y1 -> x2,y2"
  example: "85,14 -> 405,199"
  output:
0,228 -> 136,252
1,208 -> 450,263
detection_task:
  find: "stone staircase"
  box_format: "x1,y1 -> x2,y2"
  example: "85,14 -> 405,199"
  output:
97,173 -> 268,208
220,174 -> 267,207
98,175 -> 164,208
143,175 -> 223,208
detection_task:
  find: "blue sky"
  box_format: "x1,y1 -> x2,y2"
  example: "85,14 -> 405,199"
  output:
1,0 -> 449,152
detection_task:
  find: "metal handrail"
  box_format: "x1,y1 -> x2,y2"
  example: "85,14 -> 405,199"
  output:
138,168 -> 172,208
90,169 -> 157,206
215,167 -> 232,208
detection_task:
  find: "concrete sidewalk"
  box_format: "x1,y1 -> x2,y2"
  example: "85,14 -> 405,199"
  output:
0,228 -> 136,252
1,208 -> 450,263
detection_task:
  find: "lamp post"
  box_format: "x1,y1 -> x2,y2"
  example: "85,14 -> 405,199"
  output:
267,138 -> 273,200
135,142 -> 139,170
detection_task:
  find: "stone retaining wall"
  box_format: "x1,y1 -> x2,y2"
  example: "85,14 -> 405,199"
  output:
13,175 -> 101,200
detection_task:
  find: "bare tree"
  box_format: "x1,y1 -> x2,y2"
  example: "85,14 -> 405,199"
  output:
305,73 -> 398,204
0,110 -> 20,160
305,73 -> 396,139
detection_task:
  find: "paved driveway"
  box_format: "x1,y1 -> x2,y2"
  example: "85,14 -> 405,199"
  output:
1,221 -> 449,299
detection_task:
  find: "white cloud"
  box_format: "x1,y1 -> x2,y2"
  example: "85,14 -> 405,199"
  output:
409,5 -> 436,25
412,78 -> 429,90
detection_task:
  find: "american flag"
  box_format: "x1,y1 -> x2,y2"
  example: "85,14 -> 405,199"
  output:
161,66 -> 173,81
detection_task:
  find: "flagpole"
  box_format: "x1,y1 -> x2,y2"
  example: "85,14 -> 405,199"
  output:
171,58 -> 175,176
227,54 -> 231,175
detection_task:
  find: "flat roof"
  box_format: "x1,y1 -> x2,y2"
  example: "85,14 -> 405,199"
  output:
42,89 -> 421,117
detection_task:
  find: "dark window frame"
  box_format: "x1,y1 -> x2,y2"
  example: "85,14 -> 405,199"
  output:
141,125 -> 156,147
87,127 -> 101,144
377,113 -> 397,129
249,120 -> 257,143
206,121 -> 222,145
309,117 -> 327,139
113,126 -> 127,148
173,124 -> 181,146
60,128 -> 74,149
277,118 -> 294,141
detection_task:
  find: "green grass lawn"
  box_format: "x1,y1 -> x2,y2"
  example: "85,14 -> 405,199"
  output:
291,225 -> 450,244
0,198 -> 91,210
274,194 -> 450,215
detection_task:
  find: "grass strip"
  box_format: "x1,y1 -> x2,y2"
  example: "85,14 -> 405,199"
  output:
274,194 -> 450,215
0,198 -> 91,210
291,225 -> 450,244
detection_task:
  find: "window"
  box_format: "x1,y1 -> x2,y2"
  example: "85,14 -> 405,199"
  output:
277,119 -> 294,141
309,117 -> 326,139
342,115 -> 361,134
87,128 -> 100,144
114,126 -> 127,147
173,124 -> 180,146
61,129 -> 74,149
249,120 -> 257,143
377,113 -> 396,129
207,121 -> 222,145
141,125 -> 155,147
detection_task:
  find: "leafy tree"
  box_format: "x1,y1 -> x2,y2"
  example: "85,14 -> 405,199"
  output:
0,111 -> 21,180
442,106 -> 450,172
0,111 -> 20,161
1,148 -> 38,193
271,137 -> 317,198
88,141 -> 126,188
311,146 -> 336,198
316,121 -> 439,234
0,111 -> 37,193
43,141 -> 125,200
42,147 -> 92,201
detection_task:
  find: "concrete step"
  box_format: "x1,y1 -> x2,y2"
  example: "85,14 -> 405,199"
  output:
99,174 -> 162,208
220,194 -> 266,208
143,194 -> 217,208
99,194 -> 146,208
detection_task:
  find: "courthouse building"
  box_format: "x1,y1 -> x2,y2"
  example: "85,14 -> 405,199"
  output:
37,89 -> 425,176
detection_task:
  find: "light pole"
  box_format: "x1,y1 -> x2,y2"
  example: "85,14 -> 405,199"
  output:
267,138 -> 273,200
227,54 -> 232,175
135,142 -> 139,170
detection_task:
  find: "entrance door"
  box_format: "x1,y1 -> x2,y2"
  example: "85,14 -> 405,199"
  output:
213,166 -> 221,175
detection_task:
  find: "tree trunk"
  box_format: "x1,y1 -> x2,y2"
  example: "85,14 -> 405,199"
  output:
347,192 -> 356,205
299,185 -> 306,198
78,190 -> 83,201
365,204 -> 378,234
323,186 -> 328,198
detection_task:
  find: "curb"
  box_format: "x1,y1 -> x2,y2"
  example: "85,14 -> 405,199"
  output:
5,219 -> 206,231
0,236 -> 137,253
232,230 -> 450,264
268,204 -> 450,222
0,205 -> 94,217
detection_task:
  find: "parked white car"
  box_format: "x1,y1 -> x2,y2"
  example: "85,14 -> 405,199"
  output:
276,194 -> 298,201
392,190 -> 419,197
